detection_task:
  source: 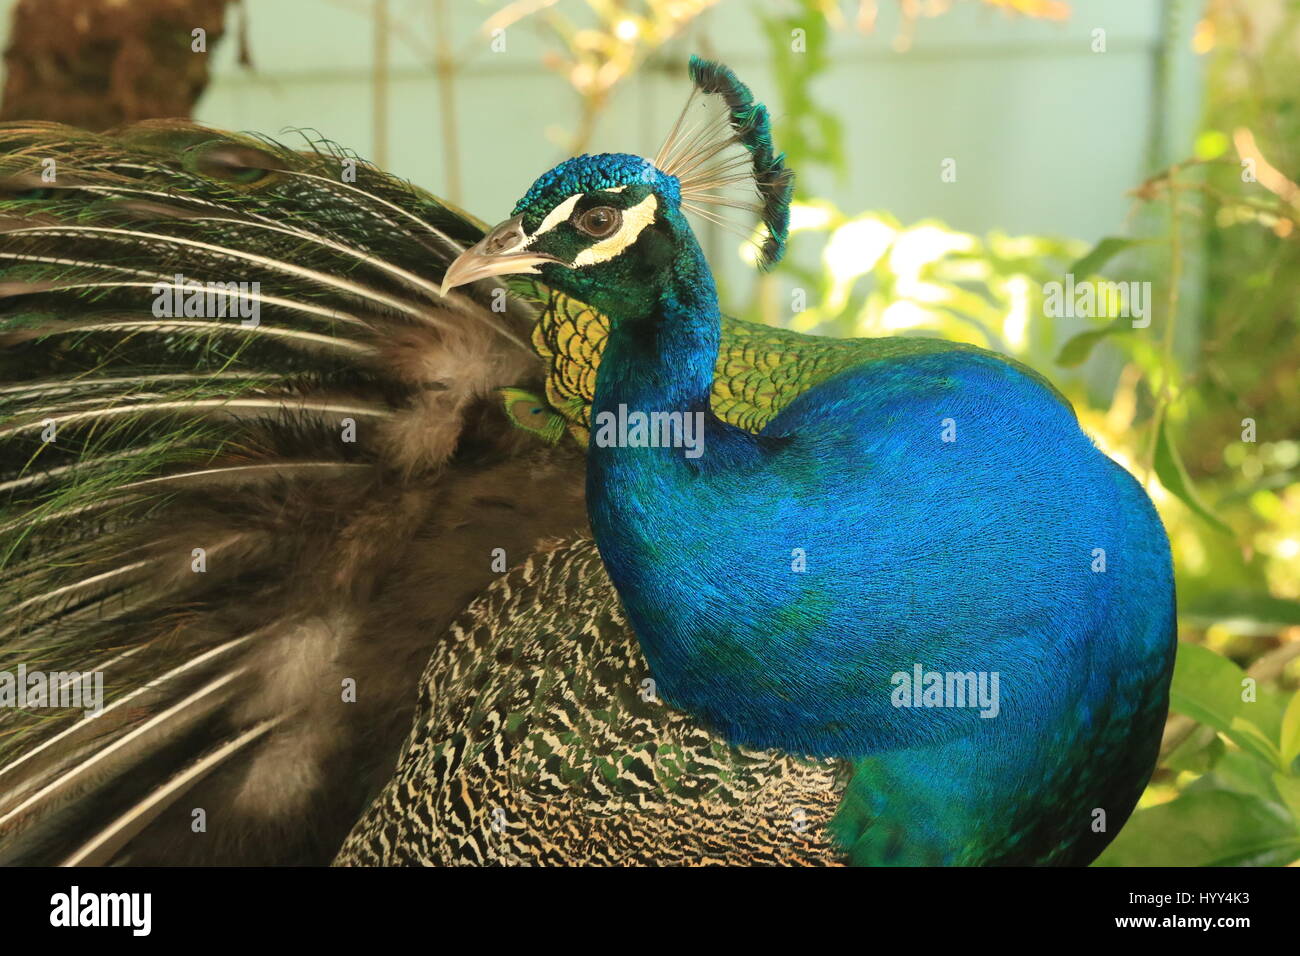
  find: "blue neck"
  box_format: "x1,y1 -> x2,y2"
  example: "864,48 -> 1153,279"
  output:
590,234 -> 721,416
585,225 -> 782,740
586,217 -> 769,475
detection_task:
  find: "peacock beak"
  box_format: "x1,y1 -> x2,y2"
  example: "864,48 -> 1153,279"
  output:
440,214 -> 564,296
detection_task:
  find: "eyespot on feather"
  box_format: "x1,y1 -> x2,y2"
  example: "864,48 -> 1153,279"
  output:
187,142 -> 286,186
500,387 -> 567,445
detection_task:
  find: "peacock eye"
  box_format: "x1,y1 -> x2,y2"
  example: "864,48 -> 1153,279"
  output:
575,205 -> 621,239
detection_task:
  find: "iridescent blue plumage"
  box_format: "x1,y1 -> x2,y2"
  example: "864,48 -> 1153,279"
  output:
453,56 -> 1177,865
514,154 -> 680,220
575,200 -> 1174,864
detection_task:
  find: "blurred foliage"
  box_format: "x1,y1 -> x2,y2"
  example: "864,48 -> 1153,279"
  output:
757,4 -> 846,178
494,0 -> 1069,150
485,0 -> 722,152
516,0 -> 1300,864
1100,0 -> 1300,866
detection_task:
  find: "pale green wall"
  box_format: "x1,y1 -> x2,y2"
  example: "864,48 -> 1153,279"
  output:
191,0 -> 1200,295
188,2 -> 1199,236
0,0 -> 1203,295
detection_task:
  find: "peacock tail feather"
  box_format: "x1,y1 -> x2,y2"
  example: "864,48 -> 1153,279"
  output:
0,119 -> 590,864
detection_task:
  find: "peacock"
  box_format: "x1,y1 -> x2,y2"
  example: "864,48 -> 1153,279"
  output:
0,56 -> 1175,867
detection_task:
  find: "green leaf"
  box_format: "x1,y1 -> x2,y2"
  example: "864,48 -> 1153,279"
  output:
1272,773 -> 1300,821
1282,690 -> 1300,770
1068,236 -> 1146,278
758,5 -> 844,176
1170,644 -> 1284,769
1194,749 -> 1288,805
1226,716 -> 1283,770
1169,642 -> 1246,732
1054,317 -> 1133,367
1180,591 -> 1300,628
1163,727 -> 1225,774
1094,790 -> 1300,866
1154,417 -> 1234,535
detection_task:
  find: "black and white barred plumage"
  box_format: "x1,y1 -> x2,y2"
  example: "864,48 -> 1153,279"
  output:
336,537 -> 847,867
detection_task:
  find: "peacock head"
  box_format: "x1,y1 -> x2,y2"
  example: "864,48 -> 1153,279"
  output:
440,56 -> 794,319
441,153 -> 690,317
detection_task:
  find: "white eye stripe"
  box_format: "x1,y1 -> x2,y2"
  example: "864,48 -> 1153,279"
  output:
573,193 -> 658,267
530,186 -> 630,239
531,193 -> 582,238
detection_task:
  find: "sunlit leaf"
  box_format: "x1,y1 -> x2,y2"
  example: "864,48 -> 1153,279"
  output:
1054,317 -> 1132,367
1272,773 -> 1300,821
1281,690 -> 1300,770
1169,641 -> 1246,732
1154,417 -> 1234,535
1094,790 -> 1300,866
1180,592 -> 1300,628
1170,643 -> 1287,771
1195,129 -> 1231,161
1163,727 -> 1225,774
1228,715 -> 1283,769
1202,748 -> 1289,804
1067,236 -> 1147,278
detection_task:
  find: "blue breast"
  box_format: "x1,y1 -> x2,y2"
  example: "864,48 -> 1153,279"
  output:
588,348 -> 1174,761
